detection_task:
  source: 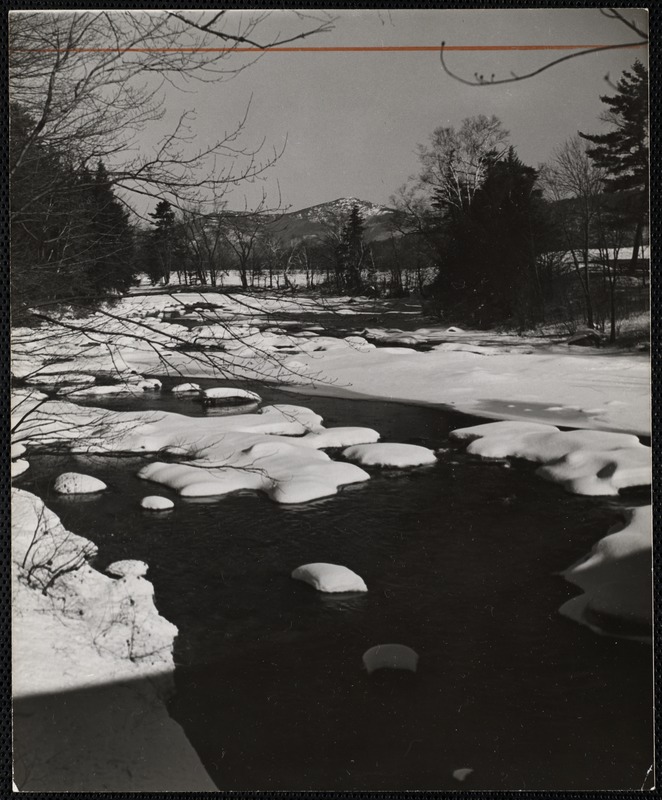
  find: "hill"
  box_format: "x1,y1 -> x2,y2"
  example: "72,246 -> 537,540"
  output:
266,197 -> 397,247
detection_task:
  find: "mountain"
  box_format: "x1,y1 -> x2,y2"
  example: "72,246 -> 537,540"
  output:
266,197 -> 398,247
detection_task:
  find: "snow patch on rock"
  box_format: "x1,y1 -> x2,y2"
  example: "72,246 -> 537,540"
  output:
343,442 -> 436,467
452,421 -> 650,496
171,382 -> 201,394
54,472 -> 107,494
141,495 -> 174,511
106,560 -> 149,578
202,386 -> 261,403
291,562 -> 367,593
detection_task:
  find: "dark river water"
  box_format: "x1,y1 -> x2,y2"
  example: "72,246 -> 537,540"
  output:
19,379 -> 653,791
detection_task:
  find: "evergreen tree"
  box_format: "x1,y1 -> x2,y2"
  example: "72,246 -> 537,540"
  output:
85,162 -> 135,294
432,148 -> 546,327
337,204 -> 366,292
146,200 -> 178,285
579,61 -> 648,267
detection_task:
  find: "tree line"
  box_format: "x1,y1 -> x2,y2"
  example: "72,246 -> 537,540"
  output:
391,60 -> 648,337
9,11 -> 648,339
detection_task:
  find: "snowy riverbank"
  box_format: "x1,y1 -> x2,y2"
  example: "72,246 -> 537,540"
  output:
11,290 -> 651,787
12,489 -> 216,791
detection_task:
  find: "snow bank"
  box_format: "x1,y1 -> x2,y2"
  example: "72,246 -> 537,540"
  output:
362,644 -> 419,674
12,489 -> 216,790
343,442 -> 437,467
67,378 -> 160,397
25,372 -> 96,387
560,506 -> 652,638
291,563 -> 367,593
12,459 -> 30,478
54,472 -> 107,495
141,495 -> 174,511
11,443 -> 27,459
451,421 -> 650,496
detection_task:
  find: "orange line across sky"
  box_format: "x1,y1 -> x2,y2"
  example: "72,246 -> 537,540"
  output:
10,43 -> 647,54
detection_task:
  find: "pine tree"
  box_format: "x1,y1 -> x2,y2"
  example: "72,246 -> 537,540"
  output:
432,148 -> 545,327
86,162 -> 135,294
579,60 -> 648,267
146,200 -> 178,284
338,204 -> 366,292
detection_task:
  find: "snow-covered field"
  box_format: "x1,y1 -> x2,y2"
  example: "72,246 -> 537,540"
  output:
11,289 -> 652,789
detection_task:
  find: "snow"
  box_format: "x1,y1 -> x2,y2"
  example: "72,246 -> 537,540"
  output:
537,446 -> 651,496
13,292 -> 648,435
12,459 -> 30,478
25,372 -> 96,386
12,489 -> 216,790
67,378 -> 161,397
171,382 -> 201,394
343,442 -> 437,467
202,386 -> 261,402
450,421 -> 559,443
560,506 -> 652,638
139,444 -> 370,504
106,560 -> 149,578
53,472 -> 107,494
362,644 -> 419,674
300,426 -> 379,449
11,443 -> 27,459
141,495 -> 175,511
291,563 -> 367,593
451,421 -> 650,496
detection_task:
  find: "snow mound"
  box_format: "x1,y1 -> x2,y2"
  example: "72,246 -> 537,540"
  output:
141,496 -> 174,511
344,335 -> 376,352
301,426 -> 380,449
453,421 -> 650,496
54,472 -> 107,494
362,644 -> 419,674
11,443 -> 27,459
202,387 -> 261,403
536,445 -> 651,495
450,421 -> 559,443
12,459 -> 30,478
106,560 -> 149,578
291,562 -> 367,593
343,442 -> 437,467
139,447 -> 370,505
171,383 -> 201,394
560,506 -> 651,637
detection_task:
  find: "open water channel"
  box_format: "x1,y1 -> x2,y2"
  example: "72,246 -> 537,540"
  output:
20,379 -> 653,790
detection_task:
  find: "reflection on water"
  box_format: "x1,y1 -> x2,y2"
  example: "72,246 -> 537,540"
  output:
19,384 -> 653,791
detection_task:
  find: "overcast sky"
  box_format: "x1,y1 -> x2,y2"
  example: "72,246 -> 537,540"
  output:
157,8 -> 648,213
